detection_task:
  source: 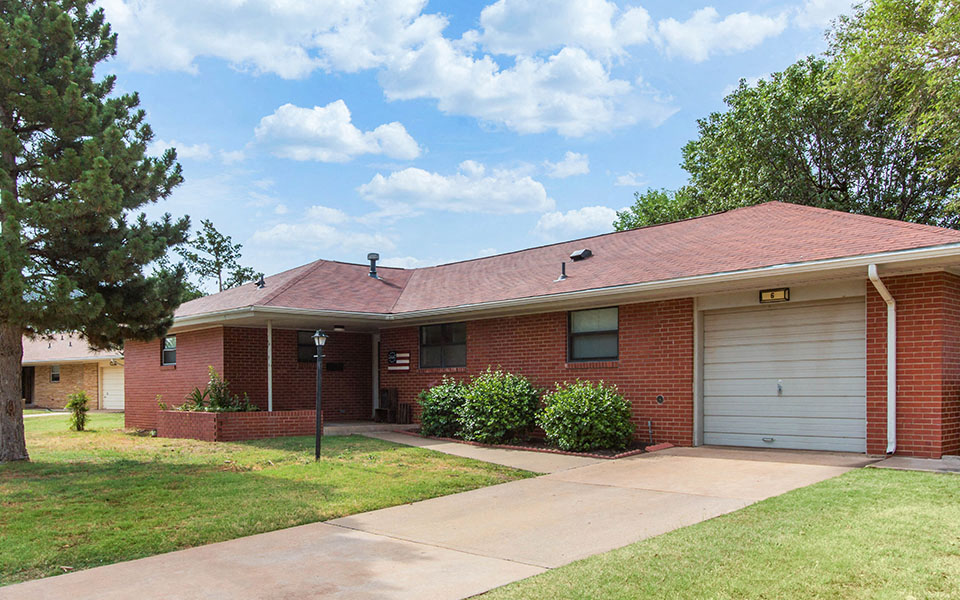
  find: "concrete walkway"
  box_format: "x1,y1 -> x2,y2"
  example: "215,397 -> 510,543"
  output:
1,446 -> 871,600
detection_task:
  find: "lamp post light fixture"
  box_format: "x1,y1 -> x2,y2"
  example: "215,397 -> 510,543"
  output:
313,329 -> 328,460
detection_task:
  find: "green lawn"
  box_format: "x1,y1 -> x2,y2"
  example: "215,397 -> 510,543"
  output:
0,413 -> 533,586
485,468 -> 960,599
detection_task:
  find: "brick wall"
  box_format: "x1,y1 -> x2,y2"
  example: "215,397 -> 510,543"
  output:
156,409 -> 321,442
378,298 -> 695,447
223,328 -> 373,420
867,271 -> 960,457
125,328 -> 225,429
31,362 -> 100,409
126,326 -> 373,430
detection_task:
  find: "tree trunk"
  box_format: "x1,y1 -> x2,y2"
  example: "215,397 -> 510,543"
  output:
0,322 -> 28,462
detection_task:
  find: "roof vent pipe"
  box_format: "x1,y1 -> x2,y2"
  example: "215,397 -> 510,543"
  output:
367,253 -> 380,279
868,264 -> 897,455
555,262 -> 567,282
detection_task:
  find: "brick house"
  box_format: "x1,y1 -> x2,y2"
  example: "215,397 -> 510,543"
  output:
125,203 -> 960,457
22,333 -> 125,410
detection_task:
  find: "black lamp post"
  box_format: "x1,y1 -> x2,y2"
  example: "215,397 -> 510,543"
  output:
313,329 -> 328,460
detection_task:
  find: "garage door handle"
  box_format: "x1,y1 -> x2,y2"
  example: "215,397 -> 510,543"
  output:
762,437 -> 775,443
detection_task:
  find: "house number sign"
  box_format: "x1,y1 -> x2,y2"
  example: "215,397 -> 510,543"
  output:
759,288 -> 790,303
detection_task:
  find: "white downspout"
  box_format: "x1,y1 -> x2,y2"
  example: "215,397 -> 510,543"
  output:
868,265 -> 896,454
267,320 -> 273,412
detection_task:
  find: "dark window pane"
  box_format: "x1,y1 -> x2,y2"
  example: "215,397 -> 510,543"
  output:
297,331 -> 314,346
446,323 -> 467,344
442,344 -> 466,367
571,333 -> 618,360
162,348 -> 177,365
421,325 -> 443,346
298,346 -> 316,363
420,345 -> 443,368
570,307 -> 618,333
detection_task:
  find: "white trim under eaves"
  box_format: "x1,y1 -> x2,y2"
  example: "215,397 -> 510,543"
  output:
172,242 -> 960,328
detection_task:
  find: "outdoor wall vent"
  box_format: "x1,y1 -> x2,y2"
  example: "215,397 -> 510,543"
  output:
367,253 -> 380,279
570,248 -> 593,261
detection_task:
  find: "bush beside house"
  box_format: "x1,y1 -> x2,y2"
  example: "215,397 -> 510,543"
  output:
417,371 -> 634,452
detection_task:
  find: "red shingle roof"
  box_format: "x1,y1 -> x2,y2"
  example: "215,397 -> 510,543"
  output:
22,333 -> 123,364
175,202 -> 960,319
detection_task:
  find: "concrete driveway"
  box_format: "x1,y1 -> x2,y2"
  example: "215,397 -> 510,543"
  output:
1,446 -> 873,600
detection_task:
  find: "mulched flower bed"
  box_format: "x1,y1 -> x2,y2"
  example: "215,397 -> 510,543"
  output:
394,429 -> 675,460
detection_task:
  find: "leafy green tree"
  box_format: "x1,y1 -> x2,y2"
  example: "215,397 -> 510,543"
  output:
617,57 -> 960,230
830,0 -> 960,173
0,1 -> 189,461
178,219 -> 262,293
613,188 -> 699,231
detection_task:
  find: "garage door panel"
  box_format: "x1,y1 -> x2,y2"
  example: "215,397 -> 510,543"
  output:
704,339 -> 865,364
704,358 -> 866,379
703,302 -> 864,333
705,415 -> 865,438
705,325 -> 865,347
704,396 -> 865,418
704,377 -> 865,397
102,366 -> 124,410
703,432 -> 866,453
702,297 -> 866,453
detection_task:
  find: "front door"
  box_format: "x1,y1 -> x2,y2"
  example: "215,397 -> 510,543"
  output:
21,366 -> 35,404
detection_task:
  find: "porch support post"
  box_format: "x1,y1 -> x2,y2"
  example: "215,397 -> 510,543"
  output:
372,332 -> 380,418
267,320 -> 273,412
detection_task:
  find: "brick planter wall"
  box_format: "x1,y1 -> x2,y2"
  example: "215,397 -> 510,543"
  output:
156,410 -> 322,442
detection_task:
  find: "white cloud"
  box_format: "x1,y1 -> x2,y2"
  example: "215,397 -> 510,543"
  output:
358,160 -> 554,215
149,139 -> 212,161
274,204 -> 288,215
658,7 -> 788,62
101,0 -> 677,137
544,151 -> 589,178
379,256 -> 431,269
219,149 -> 246,165
794,0 -> 856,29
254,100 -> 420,162
380,42 -> 675,136
614,171 -> 646,187
251,204 -> 395,253
534,206 -> 619,238
471,0 -> 652,58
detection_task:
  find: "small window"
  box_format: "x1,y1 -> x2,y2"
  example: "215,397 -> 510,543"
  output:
50,365 -> 61,383
419,322 -> 466,368
161,335 -> 177,365
297,331 -> 317,363
568,307 -> 618,361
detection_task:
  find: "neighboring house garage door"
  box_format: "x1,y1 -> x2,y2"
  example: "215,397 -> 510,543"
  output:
703,297 -> 866,452
102,366 -> 125,410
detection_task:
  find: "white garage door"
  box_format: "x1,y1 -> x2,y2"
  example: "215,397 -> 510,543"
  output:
102,366 -> 125,410
703,298 -> 866,452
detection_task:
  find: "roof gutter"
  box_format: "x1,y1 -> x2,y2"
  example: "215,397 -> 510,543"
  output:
868,264 -> 897,455
171,242 -> 960,329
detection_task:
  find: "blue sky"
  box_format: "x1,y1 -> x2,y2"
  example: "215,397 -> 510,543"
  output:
98,0 -> 854,284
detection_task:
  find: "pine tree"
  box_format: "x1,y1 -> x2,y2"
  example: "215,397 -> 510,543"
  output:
0,1 -> 189,461
178,219 -> 262,293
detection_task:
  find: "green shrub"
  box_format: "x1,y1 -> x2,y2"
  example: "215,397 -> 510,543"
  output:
178,367 -> 259,412
537,380 -> 634,452
65,391 -> 89,431
418,377 -> 468,438
458,368 -> 540,444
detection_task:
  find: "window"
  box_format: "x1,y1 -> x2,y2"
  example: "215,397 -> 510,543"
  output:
568,307 -> 618,361
297,331 -> 317,363
50,365 -> 60,383
161,336 -> 177,365
419,322 -> 466,368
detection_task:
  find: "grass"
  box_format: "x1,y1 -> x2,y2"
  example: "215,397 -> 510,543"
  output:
485,468 -> 960,599
0,413 -> 533,586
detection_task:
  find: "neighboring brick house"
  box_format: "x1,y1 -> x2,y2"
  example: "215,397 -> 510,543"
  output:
22,334 -> 125,410
125,203 -> 960,457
